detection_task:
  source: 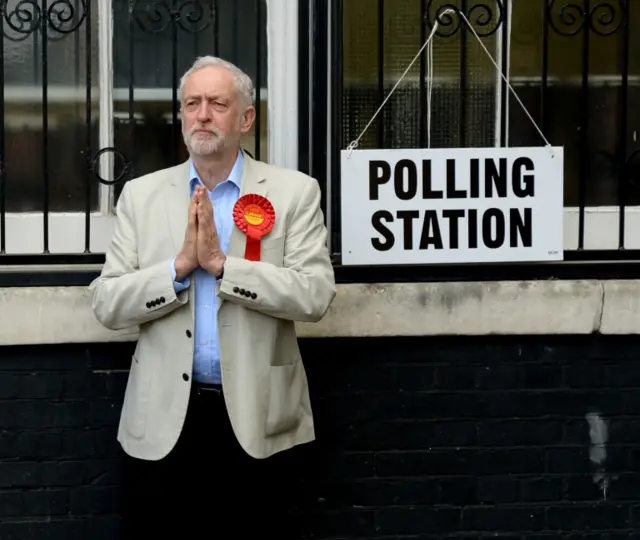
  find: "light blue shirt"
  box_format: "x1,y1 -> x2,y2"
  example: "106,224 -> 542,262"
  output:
170,152 -> 244,384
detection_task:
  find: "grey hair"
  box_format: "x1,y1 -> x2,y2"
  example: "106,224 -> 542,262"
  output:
177,56 -> 254,108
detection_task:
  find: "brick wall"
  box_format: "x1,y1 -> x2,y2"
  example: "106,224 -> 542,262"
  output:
1,336 -> 639,538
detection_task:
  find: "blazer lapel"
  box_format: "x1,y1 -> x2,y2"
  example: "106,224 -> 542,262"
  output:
165,161 -> 196,320
166,160 -> 192,253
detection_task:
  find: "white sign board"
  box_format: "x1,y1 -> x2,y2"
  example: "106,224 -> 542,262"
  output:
340,146 -> 564,266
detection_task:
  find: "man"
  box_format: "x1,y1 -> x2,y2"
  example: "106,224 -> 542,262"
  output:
90,56 -> 336,537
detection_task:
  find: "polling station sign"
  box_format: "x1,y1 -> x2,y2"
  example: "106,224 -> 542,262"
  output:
340,146 -> 564,266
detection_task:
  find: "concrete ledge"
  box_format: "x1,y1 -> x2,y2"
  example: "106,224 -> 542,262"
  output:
600,280 -> 640,334
300,280 -> 604,337
0,279 -> 632,345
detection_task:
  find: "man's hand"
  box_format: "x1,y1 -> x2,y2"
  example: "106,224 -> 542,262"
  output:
195,186 -> 226,277
174,193 -> 199,281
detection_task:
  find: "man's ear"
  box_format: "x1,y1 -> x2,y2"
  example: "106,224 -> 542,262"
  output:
239,105 -> 256,135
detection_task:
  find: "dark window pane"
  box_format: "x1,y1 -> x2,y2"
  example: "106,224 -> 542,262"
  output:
341,0 -> 500,151
3,0 -> 100,212
112,0 -> 269,188
508,0 -> 638,207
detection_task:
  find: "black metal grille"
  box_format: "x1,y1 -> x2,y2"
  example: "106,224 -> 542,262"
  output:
326,0 -> 640,282
4,0 -> 640,284
0,0 -> 266,265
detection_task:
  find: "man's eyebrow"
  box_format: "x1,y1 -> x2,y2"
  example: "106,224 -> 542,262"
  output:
183,93 -> 233,104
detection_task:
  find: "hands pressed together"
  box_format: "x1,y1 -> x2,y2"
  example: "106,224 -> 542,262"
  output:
175,185 -> 226,280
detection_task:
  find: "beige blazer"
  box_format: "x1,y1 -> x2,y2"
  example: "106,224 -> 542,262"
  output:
89,152 -> 336,461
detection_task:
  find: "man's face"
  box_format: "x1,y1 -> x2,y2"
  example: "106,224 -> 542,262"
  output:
180,66 -> 254,157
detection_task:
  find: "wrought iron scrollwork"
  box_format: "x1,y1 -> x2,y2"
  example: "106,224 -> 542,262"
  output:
424,1 -> 505,38
132,0 -> 216,34
92,147 -> 131,186
548,0 -> 626,37
2,0 -> 87,42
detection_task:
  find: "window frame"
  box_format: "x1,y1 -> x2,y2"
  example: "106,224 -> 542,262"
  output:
501,0 -> 636,251
325,0 -> 636,257
1,0 -> 295,256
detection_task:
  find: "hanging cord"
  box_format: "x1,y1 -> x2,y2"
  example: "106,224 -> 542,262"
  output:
345,7 -> 553,157
426,21 -> 434,148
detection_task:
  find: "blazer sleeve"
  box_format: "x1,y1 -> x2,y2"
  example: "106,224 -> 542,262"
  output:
89,181 -> 188,331
217,177 -> 336,322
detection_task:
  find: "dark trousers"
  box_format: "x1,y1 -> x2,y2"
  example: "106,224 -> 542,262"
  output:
120,383 -> 307,539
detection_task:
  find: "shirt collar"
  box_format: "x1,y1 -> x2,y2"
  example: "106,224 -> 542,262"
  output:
189,150 -> 244,194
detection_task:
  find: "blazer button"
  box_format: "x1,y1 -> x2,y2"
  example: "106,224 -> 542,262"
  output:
239,288 -> 245,295
182,373 -> 190,382
244,290 -> 251,297
160,296 -> 165,303
186,330 -> 192,338
233,287 -> 239,293
251,292 -> 257,299
146,301 -> 152,308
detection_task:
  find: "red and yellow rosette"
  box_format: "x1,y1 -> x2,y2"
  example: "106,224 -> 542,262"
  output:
233,194 -> 276,261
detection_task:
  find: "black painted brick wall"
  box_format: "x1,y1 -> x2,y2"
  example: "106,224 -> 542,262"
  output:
2,336 -> 640,539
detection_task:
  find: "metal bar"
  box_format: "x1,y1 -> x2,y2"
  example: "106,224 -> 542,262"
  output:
330,0 -> 343,256
540,0 -> 549,141
377,0 -> 384,148
84,0 -> 93,252
171,0 -> 179,165
99,0 -> 114,214
128,0 -> 135,182
255,0 -> 262,161
12,258 -> 640,287
618,0 -> 630,249
213,0 -> 219,54
577,0 -> 590,249
74,0 -> 80,85
41,0 -> 50,253
0,2 -> 5,254
459,0 -> 467,147
498,0 -> 509,147
419,0 -> 426,147
331,257 -> 640,285
311,0 -> 329,216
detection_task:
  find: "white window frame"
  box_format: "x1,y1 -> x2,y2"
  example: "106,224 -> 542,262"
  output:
1,0 -> 296,255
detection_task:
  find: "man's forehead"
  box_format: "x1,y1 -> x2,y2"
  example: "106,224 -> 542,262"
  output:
185,67 -> 234,89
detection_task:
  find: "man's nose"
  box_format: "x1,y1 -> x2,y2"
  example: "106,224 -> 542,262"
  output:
196,103 -> 211,121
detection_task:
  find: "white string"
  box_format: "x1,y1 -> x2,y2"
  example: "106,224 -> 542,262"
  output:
345,7 -> 553,157
344,12 -> 442,154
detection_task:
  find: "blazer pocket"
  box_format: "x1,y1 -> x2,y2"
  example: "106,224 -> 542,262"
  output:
265,361 -> 303,436
123,356 -> 153,438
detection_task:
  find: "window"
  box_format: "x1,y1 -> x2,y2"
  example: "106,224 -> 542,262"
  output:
337,0 -> 639,252
0,0 -> 296,255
